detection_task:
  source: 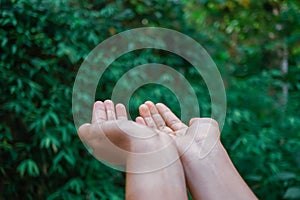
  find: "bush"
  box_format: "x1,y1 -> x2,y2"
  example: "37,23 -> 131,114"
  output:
1,0 -> 300,199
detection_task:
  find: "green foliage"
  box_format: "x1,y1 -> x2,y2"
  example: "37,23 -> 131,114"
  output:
17,159 -> 39,177
1,0 -> 300,199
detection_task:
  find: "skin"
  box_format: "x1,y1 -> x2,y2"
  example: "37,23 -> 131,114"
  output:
78,100 -> 188,200
136,101 -> 258,200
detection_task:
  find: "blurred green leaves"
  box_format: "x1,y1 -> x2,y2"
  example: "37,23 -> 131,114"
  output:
17,159 -> 39,177
1,0 -> 300,199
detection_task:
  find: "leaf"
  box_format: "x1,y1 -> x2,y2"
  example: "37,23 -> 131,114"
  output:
17,159 -> 39,177
276,172 -> 297,181
40,135 -> 60,152
284,187 -> 300,199
66,178 -> 84,194
48,112 -> 60,125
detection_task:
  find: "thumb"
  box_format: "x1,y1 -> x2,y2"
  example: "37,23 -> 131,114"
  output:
78,123 -> 91,142
189,118 -> 201,126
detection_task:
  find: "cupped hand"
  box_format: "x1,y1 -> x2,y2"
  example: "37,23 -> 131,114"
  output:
78,100 -> 176,168
136,101 -> 221,160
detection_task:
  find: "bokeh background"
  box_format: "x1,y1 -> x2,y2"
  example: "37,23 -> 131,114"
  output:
1,0 -> 300,199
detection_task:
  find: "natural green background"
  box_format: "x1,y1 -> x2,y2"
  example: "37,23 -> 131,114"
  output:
1,0 -> 300,199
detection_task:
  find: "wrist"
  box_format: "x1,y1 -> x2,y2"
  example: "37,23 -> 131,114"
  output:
127,134 -> 180,173
179,140 -> 224,167
175,120 -> 222,166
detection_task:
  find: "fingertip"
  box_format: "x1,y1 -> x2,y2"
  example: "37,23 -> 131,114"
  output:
189,118 -> 198,126
155,103 -> 168,110
202,118 -> 220,128
135,116 -> 146,125
155,103 -> 162,110
189,118 -> 219,128
145,101 -> 160,115
116,103 -> 125,109
94,101 -> 104,108
103,99 -> 113,106
139,104 -> 148,112
78,123 -> 91,137
145,101 -> 154,106
155,102 -> 163,107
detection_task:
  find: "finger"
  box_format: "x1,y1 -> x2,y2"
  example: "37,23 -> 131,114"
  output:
116,103 -> 128,120
78,123 -> 95,143
78,123 -> 91,138
189,118 -> 219,129
79,123 -> 105,149
135,116 -> 146,125
138,104 -> 157,128
189,118 -> 198,126
145,101 -> 170,131
156,103 -> 187,131
92,101 -> 107,124
104,100 -> 116,120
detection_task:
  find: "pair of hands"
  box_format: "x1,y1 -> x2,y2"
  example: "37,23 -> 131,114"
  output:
78,100 -> 220,171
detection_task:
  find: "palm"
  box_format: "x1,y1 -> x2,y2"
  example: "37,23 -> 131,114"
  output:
136,101 -> 221,159
136,101 -> 189,137
78,100 -> 177,167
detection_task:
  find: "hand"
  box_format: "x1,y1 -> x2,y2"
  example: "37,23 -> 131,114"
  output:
136,101 -> 220,162
78,100 -> 188,199
136,101 -> 257,200
78,100 -> 177,171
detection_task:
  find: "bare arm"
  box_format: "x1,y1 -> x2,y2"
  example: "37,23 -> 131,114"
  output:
179,120 -> 257,200
137,101 -> 257,200
126,138 -> 187,200
78,100 -> 188,200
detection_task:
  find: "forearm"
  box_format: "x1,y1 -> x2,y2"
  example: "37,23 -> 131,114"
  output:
181,141 -> 257,200
126,160 -> 187,200
126,136 -> 188,200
